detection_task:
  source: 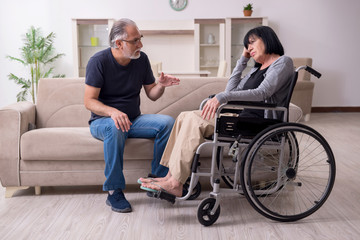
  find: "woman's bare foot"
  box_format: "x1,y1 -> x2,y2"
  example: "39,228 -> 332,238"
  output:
139,172 -> 171,183
141,176 -> 183,197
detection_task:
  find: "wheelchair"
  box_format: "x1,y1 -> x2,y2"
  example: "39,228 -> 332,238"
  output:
176,65 -> 336,226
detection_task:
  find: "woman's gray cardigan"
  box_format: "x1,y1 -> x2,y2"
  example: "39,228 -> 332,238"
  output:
215,55 -> 294,120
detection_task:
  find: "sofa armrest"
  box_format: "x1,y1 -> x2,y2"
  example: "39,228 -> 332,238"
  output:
291,81 -> 315,118
294,80 -> 314,91
0,101 -> 36,187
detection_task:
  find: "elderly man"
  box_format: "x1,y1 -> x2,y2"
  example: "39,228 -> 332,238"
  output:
84,18 -> 180,213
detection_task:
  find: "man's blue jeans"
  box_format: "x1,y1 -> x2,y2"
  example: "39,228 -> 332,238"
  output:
90,114 -> 174,191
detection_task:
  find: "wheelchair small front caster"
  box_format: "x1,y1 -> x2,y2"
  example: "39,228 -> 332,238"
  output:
197,198 -> 220,226
183,177 -> 201,200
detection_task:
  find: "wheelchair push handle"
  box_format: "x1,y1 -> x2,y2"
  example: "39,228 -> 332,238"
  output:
305,66 -> 322,78
296,65 -> 322,78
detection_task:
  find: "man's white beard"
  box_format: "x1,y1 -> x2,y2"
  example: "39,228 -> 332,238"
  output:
130,51 -> 141,59
130,53 -> 140,59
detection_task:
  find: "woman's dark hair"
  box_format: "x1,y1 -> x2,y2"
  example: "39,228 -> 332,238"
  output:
244,26 -> 284,56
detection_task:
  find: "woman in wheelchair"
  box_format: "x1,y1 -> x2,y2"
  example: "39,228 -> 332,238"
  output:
139,26 -> 295,198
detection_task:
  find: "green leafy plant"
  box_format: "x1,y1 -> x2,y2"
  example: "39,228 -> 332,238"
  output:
244,3 -> 253,10
7,26 -> 65,103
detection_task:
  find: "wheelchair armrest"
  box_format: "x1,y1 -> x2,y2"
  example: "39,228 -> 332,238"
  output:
217,101 -> 288,122
227,101 -> 277,108
220,101 -> 280,112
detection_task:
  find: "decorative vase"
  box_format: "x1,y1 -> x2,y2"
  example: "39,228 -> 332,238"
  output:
207,33 -> 215,44
243,10 -> 253,17
90,37 -> 99,46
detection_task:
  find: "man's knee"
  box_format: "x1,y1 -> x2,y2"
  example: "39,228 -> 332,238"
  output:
157,115 -> 175,131
105,122 -> 126,139
164,115 -> 175,128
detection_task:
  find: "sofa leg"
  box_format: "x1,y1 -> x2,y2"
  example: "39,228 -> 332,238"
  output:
304,113 -> 311,122
5,186 -> 30,198
35,186 -> 41,195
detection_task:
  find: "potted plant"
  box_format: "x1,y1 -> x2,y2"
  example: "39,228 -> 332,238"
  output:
243,3 -> 253,17
7,26 -> 65,103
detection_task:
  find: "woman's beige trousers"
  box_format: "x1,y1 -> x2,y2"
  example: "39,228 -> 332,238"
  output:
160,110 -> 215,184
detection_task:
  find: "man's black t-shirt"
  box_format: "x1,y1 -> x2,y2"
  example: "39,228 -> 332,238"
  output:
85,48 -> 155,123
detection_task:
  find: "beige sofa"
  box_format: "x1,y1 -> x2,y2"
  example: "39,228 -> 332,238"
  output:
0,77 -> 303,198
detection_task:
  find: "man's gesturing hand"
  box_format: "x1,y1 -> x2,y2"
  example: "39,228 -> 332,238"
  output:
158,72 -> 180,87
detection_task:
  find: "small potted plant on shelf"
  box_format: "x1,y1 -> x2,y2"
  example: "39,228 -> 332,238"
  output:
243,3 -> 253,17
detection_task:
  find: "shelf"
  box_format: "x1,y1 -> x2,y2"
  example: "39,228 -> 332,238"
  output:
200,65 -> 219,68
78,45 -> 108,48
194,18 -> 226,76
163,70 -> 211,77
230,18 -> 264,24
141,30 -> 194,35
200,44 -> 220,47
195,19 -> 225,24
76,19 -> 108,25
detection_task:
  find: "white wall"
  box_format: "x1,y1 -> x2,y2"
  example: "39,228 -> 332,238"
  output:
1,0 -> 360,108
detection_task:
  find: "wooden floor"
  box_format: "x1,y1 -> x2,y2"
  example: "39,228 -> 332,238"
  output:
1,113 -> 360,240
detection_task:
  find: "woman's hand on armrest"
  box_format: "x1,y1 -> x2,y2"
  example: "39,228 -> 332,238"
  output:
201,97 -> 220,120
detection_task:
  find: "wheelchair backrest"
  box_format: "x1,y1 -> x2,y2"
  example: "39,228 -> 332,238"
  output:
283,71 -> 299,122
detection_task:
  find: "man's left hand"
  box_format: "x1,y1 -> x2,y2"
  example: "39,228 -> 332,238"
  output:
158,72 -> 180,87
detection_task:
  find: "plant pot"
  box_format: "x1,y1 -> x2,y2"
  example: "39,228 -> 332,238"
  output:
243,10 -> 253,17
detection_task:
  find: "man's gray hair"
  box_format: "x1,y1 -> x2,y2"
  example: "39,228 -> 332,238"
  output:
109,18 -> 137,48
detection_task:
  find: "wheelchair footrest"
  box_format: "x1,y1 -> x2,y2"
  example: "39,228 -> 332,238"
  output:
152,190 -> 176,204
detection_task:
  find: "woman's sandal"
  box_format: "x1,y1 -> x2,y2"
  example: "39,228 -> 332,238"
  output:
137,173 -> 159,184
137,177 -> 156,184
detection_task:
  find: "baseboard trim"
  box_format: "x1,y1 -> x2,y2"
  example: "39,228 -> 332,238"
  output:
312,107 -> 360,113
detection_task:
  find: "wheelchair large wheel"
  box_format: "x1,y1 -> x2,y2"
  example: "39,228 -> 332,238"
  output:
217,134 -> 299,191
240,123 -> 336,222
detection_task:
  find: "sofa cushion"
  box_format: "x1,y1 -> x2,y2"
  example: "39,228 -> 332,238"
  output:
20,127 -> 154,161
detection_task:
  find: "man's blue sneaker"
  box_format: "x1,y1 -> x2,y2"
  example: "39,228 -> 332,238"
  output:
106,189 -> 132,213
